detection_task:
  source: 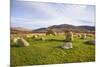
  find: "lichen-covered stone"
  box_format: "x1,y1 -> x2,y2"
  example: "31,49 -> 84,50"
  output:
16,38 -> 29,47
81,33 -> 86,39
13,37 -> 20,43
40,37 -> 45,41
32,35 -> 38,39
64,30 -> 73,42
61,42 -> 73,49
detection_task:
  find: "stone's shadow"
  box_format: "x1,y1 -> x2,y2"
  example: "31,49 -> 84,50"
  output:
55,45 -> 73,50
47,39 -> 65,42
11,38 -> 66,47
32,38 -> 65,42
84,41 -> 95,45
11,44 -> 20,47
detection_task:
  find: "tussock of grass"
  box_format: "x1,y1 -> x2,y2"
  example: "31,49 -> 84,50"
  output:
11,35 -> 95,66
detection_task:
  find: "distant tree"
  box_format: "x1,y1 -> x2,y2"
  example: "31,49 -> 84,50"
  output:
46,29 -> 57,36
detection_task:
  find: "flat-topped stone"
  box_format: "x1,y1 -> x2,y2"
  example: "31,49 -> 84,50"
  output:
61,42 -> 73,49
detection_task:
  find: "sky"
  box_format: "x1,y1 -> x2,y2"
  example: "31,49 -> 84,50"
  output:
11,0 -> 95,30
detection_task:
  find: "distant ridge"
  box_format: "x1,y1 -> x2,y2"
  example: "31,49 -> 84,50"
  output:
32,24 -> 95,33
11,27 -> 32,34
78,26 -> 95,31
11,24 -> 95,34
11,27 -> 32,31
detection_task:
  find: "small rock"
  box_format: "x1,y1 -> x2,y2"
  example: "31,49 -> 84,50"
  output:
61,42 -> 73,49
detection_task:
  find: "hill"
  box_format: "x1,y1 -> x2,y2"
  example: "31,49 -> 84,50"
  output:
32,24 -> 95,33
11,27 -> 32,34
11,24 -> 95,34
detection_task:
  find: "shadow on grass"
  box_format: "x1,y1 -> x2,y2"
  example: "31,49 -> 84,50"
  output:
11,44 -> 20,47
84,41 -> 95,45
34,38 -> 66,42
48,39 -> 66,42
56,46 -> 74,50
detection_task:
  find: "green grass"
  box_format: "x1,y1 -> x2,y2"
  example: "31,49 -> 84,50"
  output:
11,34 -> 95,66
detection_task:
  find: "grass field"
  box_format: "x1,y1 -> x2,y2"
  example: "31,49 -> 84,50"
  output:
11,34 -> 95,66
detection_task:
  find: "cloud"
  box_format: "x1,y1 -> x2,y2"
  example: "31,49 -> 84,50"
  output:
11,1 -> 95,29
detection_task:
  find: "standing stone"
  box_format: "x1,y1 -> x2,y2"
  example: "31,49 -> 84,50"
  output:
81,33 -> 86,39
16,38 -> 29,47
32,35 -> 38,39
61,42 -> 73,49
53,32 -> 57,36
26,35 -> 32,38
64,30 -> 73,42
77,34 -> 81,38
87,34 -> 93,37
40,37 -> 45,41
13,37 -> 20,43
